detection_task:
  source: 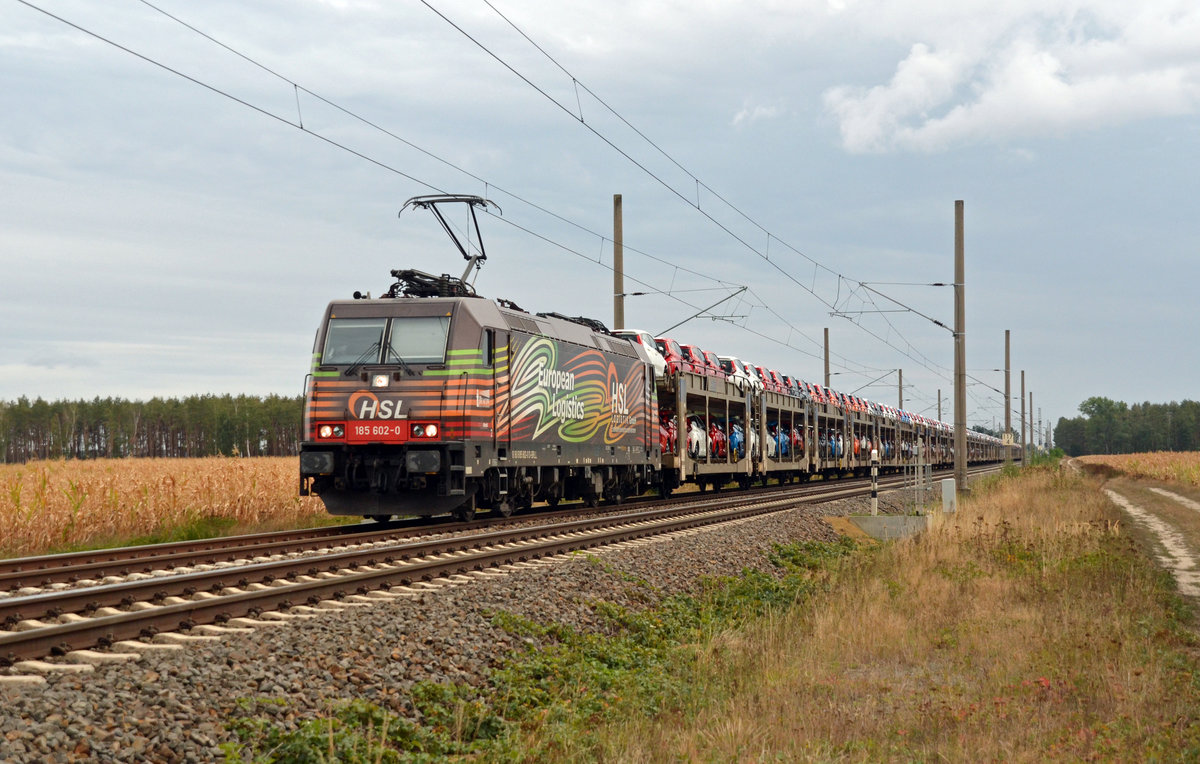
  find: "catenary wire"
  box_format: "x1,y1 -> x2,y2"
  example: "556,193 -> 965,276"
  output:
467,0 -> 953,373
21,0 -> 958,412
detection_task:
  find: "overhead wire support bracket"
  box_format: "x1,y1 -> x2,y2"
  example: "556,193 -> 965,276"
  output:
856,281 -> 954,334
657,286 -> 747,336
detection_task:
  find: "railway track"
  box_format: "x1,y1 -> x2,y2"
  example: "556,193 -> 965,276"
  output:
0,465 -> 996,670
0,467 -> 950,594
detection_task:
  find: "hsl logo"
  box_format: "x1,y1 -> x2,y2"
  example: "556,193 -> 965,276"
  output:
347,391 -> 405,419
611,382 -> 629,416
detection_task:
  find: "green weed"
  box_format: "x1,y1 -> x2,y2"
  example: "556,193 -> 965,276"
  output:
223,537 -> 859,762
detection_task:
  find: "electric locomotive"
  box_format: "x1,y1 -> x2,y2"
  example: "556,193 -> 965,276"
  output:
299,195 -> 659,521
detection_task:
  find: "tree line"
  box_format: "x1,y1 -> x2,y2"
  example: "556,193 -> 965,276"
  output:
10,392 -> 1190,462
1055,397 -> 1200,456
0,395 -> 304,463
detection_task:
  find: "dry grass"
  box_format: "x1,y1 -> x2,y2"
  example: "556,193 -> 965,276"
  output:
0,457 -> 326,558
595,466 -> 1200,761
1078,451 -> 1200,486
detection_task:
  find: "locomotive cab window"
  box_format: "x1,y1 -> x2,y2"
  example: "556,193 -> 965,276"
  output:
322,318 -> 387,365
387,316 -> 451,364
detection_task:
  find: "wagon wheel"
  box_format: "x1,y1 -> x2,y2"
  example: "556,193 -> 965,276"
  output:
495,499 -> 514,518
453,497 -> 477,522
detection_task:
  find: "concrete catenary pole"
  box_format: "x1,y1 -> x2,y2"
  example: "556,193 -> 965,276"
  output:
1004,329 -> 1012,463
938,389 -> 942,422
898,369 -> 903,409
1030,391 -> 1035,451
1020,370 -> 1026,462
954,201 -> 967,492
613,194 -> 624,331
1032,398 -> 1041,446
824,328 -> 830,389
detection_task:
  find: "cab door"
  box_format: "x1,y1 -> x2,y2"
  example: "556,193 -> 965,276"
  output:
491,329 -> 512,460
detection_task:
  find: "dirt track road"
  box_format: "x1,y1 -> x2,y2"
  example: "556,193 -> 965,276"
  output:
1073,458 -> 1200,599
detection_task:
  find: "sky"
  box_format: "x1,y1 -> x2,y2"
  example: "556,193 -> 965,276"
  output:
2,0 -> 1199,441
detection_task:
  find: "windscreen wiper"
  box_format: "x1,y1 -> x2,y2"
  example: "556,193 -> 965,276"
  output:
344,341 -> 382,377
384,346 -> 416,376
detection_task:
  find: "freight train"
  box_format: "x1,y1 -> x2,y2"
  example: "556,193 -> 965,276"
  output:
299,195 -> 1007,521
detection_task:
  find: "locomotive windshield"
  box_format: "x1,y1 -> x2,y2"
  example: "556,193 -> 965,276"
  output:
322,318 -> 387,365
387,316 -> 450,364
322,316 -> 451,366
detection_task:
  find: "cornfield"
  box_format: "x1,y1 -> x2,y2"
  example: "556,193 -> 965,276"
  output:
0,457 -> 325,558
1077,451 -> 1200,486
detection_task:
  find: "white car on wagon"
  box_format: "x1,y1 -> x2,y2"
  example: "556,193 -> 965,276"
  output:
611,329 -> 668,380
717,355 -> 762,393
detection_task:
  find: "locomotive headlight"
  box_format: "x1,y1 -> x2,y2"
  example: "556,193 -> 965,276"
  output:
371,374 -> 389,388
410,423 -> 439,438
319,425 -> 333,438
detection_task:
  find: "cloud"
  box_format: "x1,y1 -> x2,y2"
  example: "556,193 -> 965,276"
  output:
732,100 -> 784,127
823,42 -> 969,152
822,4 -> 1200,153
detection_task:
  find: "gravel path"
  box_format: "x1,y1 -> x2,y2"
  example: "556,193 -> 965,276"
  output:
0,491 -> 920,762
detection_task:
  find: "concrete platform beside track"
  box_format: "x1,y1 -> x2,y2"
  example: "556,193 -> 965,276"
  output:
847,514 -> 931,540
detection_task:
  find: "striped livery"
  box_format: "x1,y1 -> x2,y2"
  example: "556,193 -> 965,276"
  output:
299,296 -> 659,519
